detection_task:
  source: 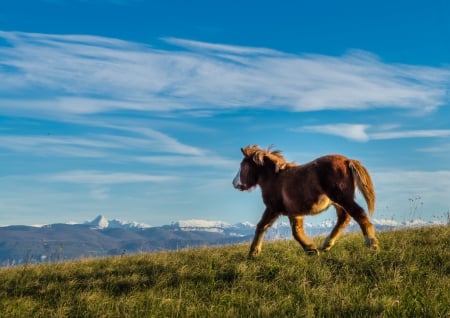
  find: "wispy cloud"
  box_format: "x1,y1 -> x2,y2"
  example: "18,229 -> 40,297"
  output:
135,155 -> 236,169
302,124 -> 370,141
371,129 -> 450,140
47,170 -> 175,184
0,120 -> 206,159
89,186 -> 110,200
419,143 -> 450,153
163,37 -> 281,56
0,135 -> 116,157
301,123 -> 450,142
112,126 -> 204,156
1,31 -> 449,118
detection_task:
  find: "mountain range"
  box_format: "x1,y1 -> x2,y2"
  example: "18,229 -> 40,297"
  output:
0,215 -> 443,266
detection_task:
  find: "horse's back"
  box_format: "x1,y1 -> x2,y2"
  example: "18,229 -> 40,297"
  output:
312,154 -> 349,165
291,154 -> 354,194
297,154 -> 349,175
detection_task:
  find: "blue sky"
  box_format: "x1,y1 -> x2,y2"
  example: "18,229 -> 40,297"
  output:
1,0 -> 450,226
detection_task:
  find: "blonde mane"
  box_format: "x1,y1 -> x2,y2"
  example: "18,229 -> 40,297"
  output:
241,145 -> 296,172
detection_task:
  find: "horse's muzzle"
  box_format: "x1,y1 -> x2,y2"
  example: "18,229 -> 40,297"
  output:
232,169 -> 242,190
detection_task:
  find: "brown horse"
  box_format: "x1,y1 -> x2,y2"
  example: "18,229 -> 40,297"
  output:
232,145 -> 379,256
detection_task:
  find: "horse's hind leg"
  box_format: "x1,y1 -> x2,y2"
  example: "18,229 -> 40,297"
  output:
321,205 -> 351,252
289,216 -> 319,255
342,200 -> 379,250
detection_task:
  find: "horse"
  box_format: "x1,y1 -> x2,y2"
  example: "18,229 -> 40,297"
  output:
232,145 -> 379,257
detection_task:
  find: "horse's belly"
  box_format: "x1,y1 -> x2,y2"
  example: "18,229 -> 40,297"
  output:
282,190 -> 332,215
309,194 -> 332,215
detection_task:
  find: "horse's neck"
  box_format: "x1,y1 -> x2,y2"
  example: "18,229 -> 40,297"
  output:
258,168 -> 279,191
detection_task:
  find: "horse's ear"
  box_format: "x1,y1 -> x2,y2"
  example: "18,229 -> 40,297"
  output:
240,147 -> 245,156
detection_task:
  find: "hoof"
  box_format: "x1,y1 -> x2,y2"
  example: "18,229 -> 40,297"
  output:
248,249 -> 261,259
365,236 -> 379,251
320,237 -> 334,253
305,248 -> 320,256
247,253 -> 259,259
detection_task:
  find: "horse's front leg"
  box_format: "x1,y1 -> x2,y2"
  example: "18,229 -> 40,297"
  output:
289,215 -> 319,255
249,208 -> 279,257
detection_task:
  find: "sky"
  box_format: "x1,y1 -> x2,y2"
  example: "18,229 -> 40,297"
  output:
1,0 -> 450,227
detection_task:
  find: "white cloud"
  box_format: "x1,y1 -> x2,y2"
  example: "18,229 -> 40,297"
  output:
135,155 -> 236,169
0,121 -> 206,158
1,31 -> 449,117
90,186 -> 110,200
371,129 -> 450,140
419,143 -> 450,153
0,135 -> 117,157
302,124 -> 370,141
47,170 -> 176,184
116,126 -> 204,156
300,123 -> 450,142
163,37 -> 281,56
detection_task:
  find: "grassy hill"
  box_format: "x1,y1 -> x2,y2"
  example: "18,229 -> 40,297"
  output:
0,226 -> 449,317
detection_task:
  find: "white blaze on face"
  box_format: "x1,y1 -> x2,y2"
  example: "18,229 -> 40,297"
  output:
232,168 -> 242,188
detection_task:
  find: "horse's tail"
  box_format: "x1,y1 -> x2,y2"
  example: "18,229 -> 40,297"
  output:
348,159 -> 375,216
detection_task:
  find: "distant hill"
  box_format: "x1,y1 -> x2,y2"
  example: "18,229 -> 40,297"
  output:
0,215 -> 443,266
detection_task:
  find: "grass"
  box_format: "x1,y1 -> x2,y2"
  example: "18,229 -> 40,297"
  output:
0,226 -> 449,317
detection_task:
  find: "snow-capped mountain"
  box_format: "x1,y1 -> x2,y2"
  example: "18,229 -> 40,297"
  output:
77,215 -> 443,234
174,219 -> 231,233
0,215 -> 445,266
83,215 -> 151,229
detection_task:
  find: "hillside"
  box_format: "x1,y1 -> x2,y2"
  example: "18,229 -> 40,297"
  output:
0,226 -> 449,317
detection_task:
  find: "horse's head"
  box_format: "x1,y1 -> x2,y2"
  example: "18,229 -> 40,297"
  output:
233,149 -> 261,191
232,145 -> 294,191
232,151 -> 260,191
